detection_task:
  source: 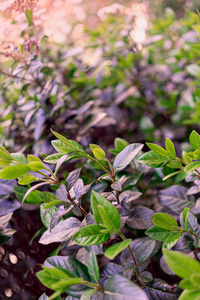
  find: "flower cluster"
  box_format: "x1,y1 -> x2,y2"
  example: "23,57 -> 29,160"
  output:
9,0 -> 38,13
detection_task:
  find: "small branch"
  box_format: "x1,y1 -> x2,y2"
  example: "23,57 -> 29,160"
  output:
67,191 -> 87,216
119,232 -> 139,279
0,69 -> 43,88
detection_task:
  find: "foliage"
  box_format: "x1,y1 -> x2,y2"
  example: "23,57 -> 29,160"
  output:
1,2 -> 200,299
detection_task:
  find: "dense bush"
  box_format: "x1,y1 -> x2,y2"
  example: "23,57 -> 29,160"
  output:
1,1 -> 200,299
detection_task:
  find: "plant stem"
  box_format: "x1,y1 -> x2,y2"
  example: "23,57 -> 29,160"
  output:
188,229 -> 200,240
105,158 -> 115,176
87,155 -> 112,177
37,171 -> 58,184
82,281 -> 104,293
0,69 -> 43,87
67,191 -> 87,216
118,232 -> 139,278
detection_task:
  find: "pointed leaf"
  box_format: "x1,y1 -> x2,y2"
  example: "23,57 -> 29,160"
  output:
190,130 -> 200,150
105,239 -> 132,260
152,213 -> 177,230
88,250 -> 99,283
113,144 -> 143,172
91,191 -> 120,230
146,143 -> 168,157
73,224 -> 110,246
0,165 -> 29,180
39,217 -> 81,244
164,251 -> 200,278
135,240 -> 156,263
104,274 -> 148,300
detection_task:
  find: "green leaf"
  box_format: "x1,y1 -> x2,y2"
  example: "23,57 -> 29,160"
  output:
80,289 -> 96,300
162,232 -> 182,250
163,171 -> 182,181
90,144 -> 105,160
91,191 -> 121,230
43,201 -> 61,209
14,185 -> 41,204
146,143 -> 168,157
44,256 -> 91,297
179,289 -> 200,300
190,130 -> 200,150
22,182 -> 49,203
38,192 -> 58,203
0,157 -> 12,167
0,146 -> 12,159
145,225 -> 172,242
138,151 -> 169,168
104,274 -> 148,300
135,240 -> 156,263
73,224 -> 110,246
51,130 -> 84,152
152,213 -> 177,230
25,8 -> 33,27
191,274 -> 200,288
18,173 -> 36,185
93,148 -> 105,160
40,204 -> 57,228
113,143 -> 143,172
28,155 -> 43,163
182,151 -> 193,164
114,138 -> 129,152
166,160 -> 182,169
37,266 -> 72,289
44,153 -> 66,164
164,251 -> 200,279
97,205 -> 119,233
184,162 -> 200,172
165,138 -> 176,158
27,161 -> 44,171
11,153 -> 29,164
193,150 -> 200,160
87,250 -> 99,283
183,207 -> 190,231
179,278 -> 197,290
51,278 -> 83,290
0,165 -> 29,179
104,239 -> 132,260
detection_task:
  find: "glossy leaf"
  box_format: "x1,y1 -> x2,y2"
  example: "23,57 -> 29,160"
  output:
73,224 -> 110,246
145,225 -> 172,242
80,289 -> 96,300
87,250 -> 99,283
104,274 -> 148,300
135,240 -> 156,263
138,151 -> 169,168
165,138 -> 176,158
158,186 -> 195,212
146,143 -> 168,157
39,217 -> 81,244
126,206 -> 154,230
91,191 -> 120,230
38,192 -> 58,203
66,168 -> 82,191
113,144 -> 143,172
152,213 -> 177,230
190,130 -> 200,150
0,165 -> 29,180
105,239 -> 132,260
164,251 -> 200,278
162,232 -> 182,250
99,263 -> 122,288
